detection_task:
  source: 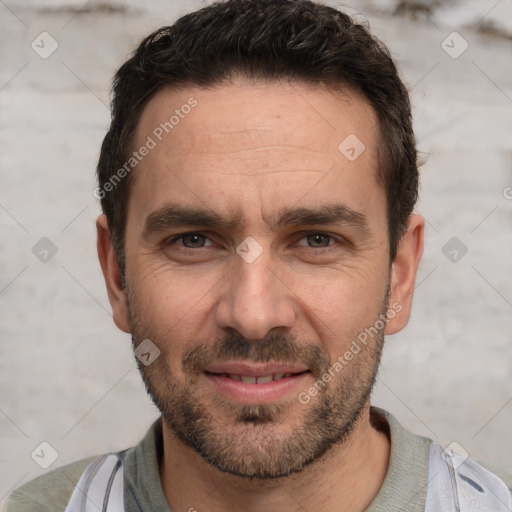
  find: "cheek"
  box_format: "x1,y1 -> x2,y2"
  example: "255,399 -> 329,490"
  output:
291,268 -> 386,345
135,258 -> 213,307
132,268 -> 219,341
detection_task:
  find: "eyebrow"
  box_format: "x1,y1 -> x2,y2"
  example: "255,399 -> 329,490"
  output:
143,203 -> 369,237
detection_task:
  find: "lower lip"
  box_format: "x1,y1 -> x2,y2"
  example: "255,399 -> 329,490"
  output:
203,372 -> 310,403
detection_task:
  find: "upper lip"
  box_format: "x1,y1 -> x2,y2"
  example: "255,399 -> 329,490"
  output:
203,361 -> 309,377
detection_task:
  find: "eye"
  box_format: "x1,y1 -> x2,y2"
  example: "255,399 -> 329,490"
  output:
167,232 -> 214,249
304,233 -> 334,248
297,232 -> 339,249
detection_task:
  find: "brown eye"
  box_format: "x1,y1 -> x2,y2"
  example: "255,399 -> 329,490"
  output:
181,233 -> 207,248
306,233 -> 333,248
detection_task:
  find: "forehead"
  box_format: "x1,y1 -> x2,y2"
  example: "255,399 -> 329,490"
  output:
128,80 -> 382,228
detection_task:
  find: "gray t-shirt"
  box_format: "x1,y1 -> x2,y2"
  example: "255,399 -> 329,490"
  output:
4,406 -> 512,511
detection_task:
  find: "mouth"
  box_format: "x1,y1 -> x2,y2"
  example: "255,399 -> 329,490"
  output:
205,371 -> 307,384
202,362 -> 310,402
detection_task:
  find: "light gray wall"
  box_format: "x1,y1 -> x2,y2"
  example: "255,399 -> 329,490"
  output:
1,0 -> 511,502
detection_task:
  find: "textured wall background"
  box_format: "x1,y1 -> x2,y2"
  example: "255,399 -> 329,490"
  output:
1,0 -> 511,503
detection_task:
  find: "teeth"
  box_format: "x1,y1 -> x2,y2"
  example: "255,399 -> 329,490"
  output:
224,373 -> 293,383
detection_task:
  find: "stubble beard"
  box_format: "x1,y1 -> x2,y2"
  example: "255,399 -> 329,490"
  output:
127,288 -> 389,480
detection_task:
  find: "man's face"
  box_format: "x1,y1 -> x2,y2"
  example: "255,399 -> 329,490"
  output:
122,80 -> 394,478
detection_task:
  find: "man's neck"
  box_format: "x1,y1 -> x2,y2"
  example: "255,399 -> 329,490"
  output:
159,406 -> 391,512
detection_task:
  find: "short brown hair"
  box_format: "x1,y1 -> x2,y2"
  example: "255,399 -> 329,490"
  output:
96,0 -> 419,277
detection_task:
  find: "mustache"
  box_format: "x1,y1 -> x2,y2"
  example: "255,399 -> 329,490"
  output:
182,331 -> 331,378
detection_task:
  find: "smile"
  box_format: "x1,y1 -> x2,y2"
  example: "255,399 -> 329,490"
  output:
202,363 -> 310,402
212,372 -> 299,383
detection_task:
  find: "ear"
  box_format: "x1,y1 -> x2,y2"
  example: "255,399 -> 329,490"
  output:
96,214 -> 131,333
385,214 -> 424,335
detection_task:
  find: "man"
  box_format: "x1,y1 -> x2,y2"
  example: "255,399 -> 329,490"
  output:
5,0 -> 512,510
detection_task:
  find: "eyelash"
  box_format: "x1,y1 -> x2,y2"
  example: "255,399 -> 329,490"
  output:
165,231 -> 344,252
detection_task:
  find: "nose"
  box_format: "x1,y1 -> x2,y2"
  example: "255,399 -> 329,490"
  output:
215,246 -> 296,341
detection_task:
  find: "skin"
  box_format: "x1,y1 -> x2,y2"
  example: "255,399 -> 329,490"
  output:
97,79 -> 424,512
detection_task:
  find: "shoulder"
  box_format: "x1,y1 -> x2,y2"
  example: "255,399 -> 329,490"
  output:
369,407 -> 512,509
426,442 -> 512,509
476,458 -> 512,495
3,456 -> 95,512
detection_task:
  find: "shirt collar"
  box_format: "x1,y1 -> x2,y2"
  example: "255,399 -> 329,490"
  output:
123,406 -> 432,512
